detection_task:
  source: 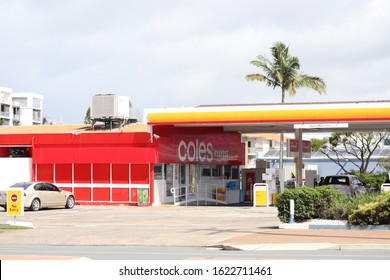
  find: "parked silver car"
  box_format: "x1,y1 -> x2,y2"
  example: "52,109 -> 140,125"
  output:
0,182 -> 75,211
322,175 -> 366,196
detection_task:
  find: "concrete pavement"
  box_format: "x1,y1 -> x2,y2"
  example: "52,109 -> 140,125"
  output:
1,205 -> 390,259
221,227 -> 390,251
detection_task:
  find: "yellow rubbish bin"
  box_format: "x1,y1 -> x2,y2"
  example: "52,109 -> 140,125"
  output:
272,194 -> 277,205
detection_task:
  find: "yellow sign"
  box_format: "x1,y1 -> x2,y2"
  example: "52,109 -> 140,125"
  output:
7,189 -> 24,216
253,183 -> 269,207
255,190 -> 267,206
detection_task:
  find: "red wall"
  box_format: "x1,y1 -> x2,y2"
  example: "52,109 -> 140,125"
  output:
34,162 -> 152,205
2,131 -> 155,206
0,127 -> 244,206
0,147 -> 9,157
29,132 -> 154,164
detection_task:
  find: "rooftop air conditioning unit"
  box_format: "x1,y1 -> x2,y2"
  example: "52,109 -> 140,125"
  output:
91,94 -> 130,120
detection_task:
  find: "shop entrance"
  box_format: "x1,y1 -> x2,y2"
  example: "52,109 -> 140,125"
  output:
168,164 -> 241,206
172,164 -> 198,205
244,171 -> 255,202
154,164 -> 241,206
177,164 -> 186,202
189,164 -> 197,198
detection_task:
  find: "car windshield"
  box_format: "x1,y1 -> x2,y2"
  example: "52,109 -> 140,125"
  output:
10,182 -> 34,190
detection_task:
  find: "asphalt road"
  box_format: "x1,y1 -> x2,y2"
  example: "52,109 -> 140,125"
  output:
1,244 -> 390,260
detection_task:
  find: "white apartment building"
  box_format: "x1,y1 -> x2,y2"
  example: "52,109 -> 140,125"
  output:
242,133 -> 281,168
0,86 -> 13,125
0,86 -> 44,126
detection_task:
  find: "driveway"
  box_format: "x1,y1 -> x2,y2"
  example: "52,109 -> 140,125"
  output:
0,205 -> 279,247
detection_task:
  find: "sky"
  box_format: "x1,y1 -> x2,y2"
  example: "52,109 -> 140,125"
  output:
1,0 -> 389,124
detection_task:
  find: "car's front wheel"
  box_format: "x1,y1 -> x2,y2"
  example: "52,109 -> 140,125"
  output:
65,196 -> 75,209
30,198 -> 41,211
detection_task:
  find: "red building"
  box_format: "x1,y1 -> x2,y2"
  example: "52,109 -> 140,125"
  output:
0,123 -> 245,206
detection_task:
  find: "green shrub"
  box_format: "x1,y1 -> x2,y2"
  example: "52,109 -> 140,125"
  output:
275,188 -> 311,223
348,193 -> 390,225
321,200 -> 350,220
276,187 -> 390,224
352,172 -> 387,192
323,192 -> 390,221
314,186 -> 346,219
275,187 -> 338,223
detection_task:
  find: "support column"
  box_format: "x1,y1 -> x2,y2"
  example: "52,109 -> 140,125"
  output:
279,133 -> 284,169
295,129 -> 303,187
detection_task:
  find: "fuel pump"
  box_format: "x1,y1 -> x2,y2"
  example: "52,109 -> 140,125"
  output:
262,168 -> 279,205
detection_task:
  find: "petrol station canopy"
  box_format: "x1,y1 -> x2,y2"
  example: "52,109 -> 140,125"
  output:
145,100 -> 390,134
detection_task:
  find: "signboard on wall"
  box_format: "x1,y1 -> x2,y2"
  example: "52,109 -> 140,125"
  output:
137,188 -> 149,206
155,132 -> 245,165
287,139 -> 312,158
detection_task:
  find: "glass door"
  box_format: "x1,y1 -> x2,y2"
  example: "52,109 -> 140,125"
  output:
178,164 -> 186,201
189,164 -> 198,197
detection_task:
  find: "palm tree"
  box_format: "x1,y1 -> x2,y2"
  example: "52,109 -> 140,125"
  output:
246,42 -> 326,181
246,42 -> 326,103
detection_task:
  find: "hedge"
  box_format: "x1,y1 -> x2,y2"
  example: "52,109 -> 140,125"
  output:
276,187 -> 390,225
348,195 -> 390,226
275,186 -> 343,223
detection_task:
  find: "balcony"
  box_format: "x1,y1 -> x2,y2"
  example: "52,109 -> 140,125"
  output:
33,109 -> 42,122
1,104 -> 10,117
0,111 -> 10,117
0,118 -> 10,125
247,147 -> 257,155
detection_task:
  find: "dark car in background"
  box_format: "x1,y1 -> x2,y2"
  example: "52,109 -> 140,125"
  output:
322,175 -> 366,196
0,182 -> 75,211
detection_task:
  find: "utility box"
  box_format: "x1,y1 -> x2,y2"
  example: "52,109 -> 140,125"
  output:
91,94 -> 130,120
305,170 -> 318,187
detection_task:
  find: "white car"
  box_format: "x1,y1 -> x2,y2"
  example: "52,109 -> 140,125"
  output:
322,175 -> 367,196
0,182 -> 75,211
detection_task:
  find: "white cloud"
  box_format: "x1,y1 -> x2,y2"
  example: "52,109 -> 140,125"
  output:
0,0 -> 389,123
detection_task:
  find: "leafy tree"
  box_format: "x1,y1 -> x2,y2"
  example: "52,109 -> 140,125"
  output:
350,171 -> 387,192
311,138 -> 328,152
379,155 -> 390,173
246,42 -> 326,102
320,131 -> 390,174
84,107 -> 91,124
